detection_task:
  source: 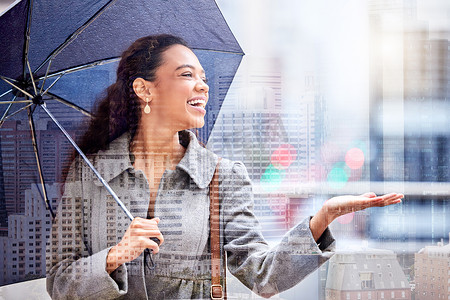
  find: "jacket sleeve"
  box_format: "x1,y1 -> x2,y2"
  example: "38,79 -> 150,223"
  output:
221,161 -> 335,298
46,158 -> 128,300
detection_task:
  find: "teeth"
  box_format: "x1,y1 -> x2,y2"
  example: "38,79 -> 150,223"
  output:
187,99 -> 205,106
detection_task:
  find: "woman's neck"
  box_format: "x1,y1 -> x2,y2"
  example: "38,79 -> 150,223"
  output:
131,126 -> 185,171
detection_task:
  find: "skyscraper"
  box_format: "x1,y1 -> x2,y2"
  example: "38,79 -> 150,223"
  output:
0,183 -> 57,285
368,0 -> 450,243
208,56 -> 324,239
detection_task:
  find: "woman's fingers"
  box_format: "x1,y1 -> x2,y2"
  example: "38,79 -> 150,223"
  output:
367,193 -> 403,207
342,193 -> 404,211
137,235 -> 161,253
146,218 -> 164,245
122,217 -> 164,254
132,217 -> 160,229
107,217 -> 164,273
130,217 -> 164,244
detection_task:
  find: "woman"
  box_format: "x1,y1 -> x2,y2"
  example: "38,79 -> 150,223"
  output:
46,34 -> 403,299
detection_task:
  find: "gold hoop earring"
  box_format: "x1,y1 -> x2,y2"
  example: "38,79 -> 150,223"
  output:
144,97 -> 151,114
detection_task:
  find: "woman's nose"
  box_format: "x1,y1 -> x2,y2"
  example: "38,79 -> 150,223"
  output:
196,78 -> 209,93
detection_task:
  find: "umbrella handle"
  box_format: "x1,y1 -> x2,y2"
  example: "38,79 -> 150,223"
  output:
40,104 -> 134,221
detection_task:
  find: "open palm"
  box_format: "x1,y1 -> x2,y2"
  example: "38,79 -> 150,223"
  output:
310,192 -> 404,241
324,192 -> 403,222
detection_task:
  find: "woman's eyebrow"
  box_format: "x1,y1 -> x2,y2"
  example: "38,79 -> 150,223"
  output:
175,64 -> 205,74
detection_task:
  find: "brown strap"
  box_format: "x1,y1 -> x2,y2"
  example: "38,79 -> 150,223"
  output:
210,158 -> 225,300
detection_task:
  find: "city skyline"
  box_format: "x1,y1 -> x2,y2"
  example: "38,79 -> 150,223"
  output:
0,0 -> 448,298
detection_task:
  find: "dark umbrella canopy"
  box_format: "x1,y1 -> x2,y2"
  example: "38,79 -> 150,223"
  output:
0,0 -> 243,219
0,0 -> 243,127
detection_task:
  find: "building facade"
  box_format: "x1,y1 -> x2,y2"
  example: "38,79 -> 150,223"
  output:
326,249 -> 411,300
0,184 -> 57,285
414,237 -> 450,300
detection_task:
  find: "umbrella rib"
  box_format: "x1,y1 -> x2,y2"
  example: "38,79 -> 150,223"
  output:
27,106 -> 55,218
41,73 -> 65,97
0,75 -> 18,82
37,57 -> 121,81
0,95 -> 17,128
0,76 -> 33,98
193,48 -> 245,56
0,89 -> 13,99
34,0 -> 119,75
0,103 -> 33,128
39,60 -> 53,95
26,59 -> 38,95
22,0 -> 35,79
0,100 -> 33,104
40,105 -> 134,221
46,92 -> 93,118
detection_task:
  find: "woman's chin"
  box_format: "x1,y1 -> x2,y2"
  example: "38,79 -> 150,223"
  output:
190,118 -> 205,129
179,120 -> 205,131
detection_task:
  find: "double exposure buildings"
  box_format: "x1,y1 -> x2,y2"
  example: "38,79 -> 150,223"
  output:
414,237 -> 450,300
326,249 -> 411,300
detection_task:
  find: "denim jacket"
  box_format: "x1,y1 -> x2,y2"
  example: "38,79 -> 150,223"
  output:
46,130 -> 335,299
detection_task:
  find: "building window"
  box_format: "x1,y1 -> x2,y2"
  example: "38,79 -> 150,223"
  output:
360,272 -> 374,289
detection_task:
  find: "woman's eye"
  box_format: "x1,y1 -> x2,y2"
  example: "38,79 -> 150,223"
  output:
182,73 -> 193,77
202,78 -> 208,84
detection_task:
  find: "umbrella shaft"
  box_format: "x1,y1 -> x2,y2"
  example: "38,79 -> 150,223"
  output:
40,105 -> 134,221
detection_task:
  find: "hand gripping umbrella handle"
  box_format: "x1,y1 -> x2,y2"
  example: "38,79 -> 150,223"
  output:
41,105 -> 134,221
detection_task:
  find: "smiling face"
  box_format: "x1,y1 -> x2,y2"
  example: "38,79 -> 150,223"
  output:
144,44 -> 209,131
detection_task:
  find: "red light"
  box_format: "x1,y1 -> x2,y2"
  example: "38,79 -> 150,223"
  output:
271,144 -> 297,170
345,147 -> 365,170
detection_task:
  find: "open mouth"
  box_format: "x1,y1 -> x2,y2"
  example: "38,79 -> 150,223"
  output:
187,99 -> 206,108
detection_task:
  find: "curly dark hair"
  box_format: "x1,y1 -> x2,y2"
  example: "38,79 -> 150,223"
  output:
77,34 -> 189,155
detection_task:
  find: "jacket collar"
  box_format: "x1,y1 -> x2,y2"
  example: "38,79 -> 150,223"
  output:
91,130 -> 218,189
176,130 -> 219,189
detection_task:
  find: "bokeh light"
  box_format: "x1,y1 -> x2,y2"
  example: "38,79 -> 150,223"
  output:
271,144 -> 297,170
327,162 -> 349,189
345,147 -> 365,169
350,140 -> 367,156
260,164 -> 286,192
336,212 -> 355,224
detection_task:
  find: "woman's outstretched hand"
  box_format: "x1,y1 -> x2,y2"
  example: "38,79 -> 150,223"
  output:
310,192 -> 404,242
106,217 -> 164,274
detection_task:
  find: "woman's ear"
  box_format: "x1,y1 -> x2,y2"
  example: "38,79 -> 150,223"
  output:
132,78 -> 151,100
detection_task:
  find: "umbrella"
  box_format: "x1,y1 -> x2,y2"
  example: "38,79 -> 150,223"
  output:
0,0 -> 244,221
